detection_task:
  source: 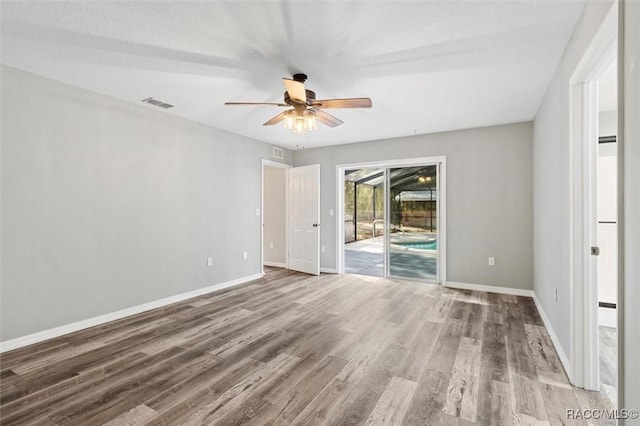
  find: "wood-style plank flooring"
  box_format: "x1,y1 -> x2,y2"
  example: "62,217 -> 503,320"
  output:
0,268 -> 614,425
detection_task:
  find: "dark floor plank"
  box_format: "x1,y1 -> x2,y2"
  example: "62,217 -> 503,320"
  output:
517,296 -> 545,326
1,350 -> 149,424
144,354 -> 263,424
244,355 -> 347,425
403,368 -> 451,424
331,343 -> 409,425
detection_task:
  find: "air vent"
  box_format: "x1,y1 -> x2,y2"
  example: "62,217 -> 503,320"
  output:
272,146 -> 284,160
142,97 -> 174,109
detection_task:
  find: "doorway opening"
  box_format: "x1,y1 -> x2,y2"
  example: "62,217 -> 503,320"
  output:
338,157 -> 446,283
261,160 -> 321,277
595,58 -> 618,407
261,160 -> 290,274
569,3 -> 617,405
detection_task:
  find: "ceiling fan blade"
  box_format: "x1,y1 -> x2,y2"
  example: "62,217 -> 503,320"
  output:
311,98 -> 372,109
283,78 -> 307,103
263,111 -> 288,126
225,102 -> 288,106
315,109 -> 344,128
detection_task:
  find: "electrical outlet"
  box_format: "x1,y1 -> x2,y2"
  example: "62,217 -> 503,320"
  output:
242,251 -> 248,260
488,257 -> 496,266
269,242 -> 274,249
321,245 -> 326,253
329,209 -> 334,216
207,257 -> 213,266
255,209 -> 261,216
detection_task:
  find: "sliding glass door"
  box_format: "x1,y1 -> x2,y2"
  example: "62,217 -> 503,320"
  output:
386,164 -> 439,281
341,158 -> 442,283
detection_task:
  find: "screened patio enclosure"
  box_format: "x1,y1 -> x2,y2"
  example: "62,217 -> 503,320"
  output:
344,168 -> 385,243
344,165 -> 439,281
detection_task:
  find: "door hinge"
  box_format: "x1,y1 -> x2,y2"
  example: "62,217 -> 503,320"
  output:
591,246 -> 600,256
312,223 -> 319,227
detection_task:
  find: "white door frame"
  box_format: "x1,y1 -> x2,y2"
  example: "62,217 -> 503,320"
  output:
336,156 -> 447,284
568,3 -> 617,390
261,159 -> 291,275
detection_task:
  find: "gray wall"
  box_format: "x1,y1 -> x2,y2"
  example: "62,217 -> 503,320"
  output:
263,166 -> 286,265
621,0 -> 640,420
0,66 -> 292,341
532,0 -> 614,363
294,122 -> 533,290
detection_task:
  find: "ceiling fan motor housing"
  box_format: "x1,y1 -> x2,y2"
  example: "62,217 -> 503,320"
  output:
284,89 -> 316,105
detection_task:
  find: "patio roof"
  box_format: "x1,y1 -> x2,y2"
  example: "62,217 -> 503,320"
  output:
345,165 -> 437,191
395,190 -> 437,201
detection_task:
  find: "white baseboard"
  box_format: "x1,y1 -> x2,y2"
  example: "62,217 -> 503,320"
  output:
320,267 -> 338,274
598,306 -> 617,328
0,273 -> 263,353
444,281 -> 534,297
532,293 -> 571,379
263,261 -> 286,268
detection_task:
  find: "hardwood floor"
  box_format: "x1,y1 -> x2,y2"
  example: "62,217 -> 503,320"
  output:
0,268 -> 613,425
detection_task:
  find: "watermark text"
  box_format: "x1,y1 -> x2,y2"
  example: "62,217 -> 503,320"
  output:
566,408 -> 639,420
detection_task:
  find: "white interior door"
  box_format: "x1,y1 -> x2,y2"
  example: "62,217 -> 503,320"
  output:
288,164 -> 320,275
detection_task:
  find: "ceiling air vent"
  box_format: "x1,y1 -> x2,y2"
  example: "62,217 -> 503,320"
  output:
272,146 -> 284,160
142,97 -> 174,109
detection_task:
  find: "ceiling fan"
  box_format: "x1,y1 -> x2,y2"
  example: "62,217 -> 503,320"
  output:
225,74 -> 372,134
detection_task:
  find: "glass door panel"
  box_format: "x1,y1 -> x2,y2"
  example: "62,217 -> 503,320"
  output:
343,167 -> 385,277
387,165 -> 438,281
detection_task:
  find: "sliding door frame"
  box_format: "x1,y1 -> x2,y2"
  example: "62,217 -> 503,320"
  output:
336,156 -> 447,283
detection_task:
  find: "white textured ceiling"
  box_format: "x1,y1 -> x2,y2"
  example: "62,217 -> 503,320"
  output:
1,1 -> 586,150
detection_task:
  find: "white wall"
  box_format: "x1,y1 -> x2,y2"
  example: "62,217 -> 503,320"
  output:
621,0 -> 640,419
294,122 -> 533,290
0,66 -> 292,341
263,166 -> 286,265
532,0 -> 614,360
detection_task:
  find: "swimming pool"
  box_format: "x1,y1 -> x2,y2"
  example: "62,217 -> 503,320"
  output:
392,240 -> 438,250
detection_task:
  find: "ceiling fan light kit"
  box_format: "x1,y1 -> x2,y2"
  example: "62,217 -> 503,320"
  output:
225,73 -> 372,135
284,109 -> 317,134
